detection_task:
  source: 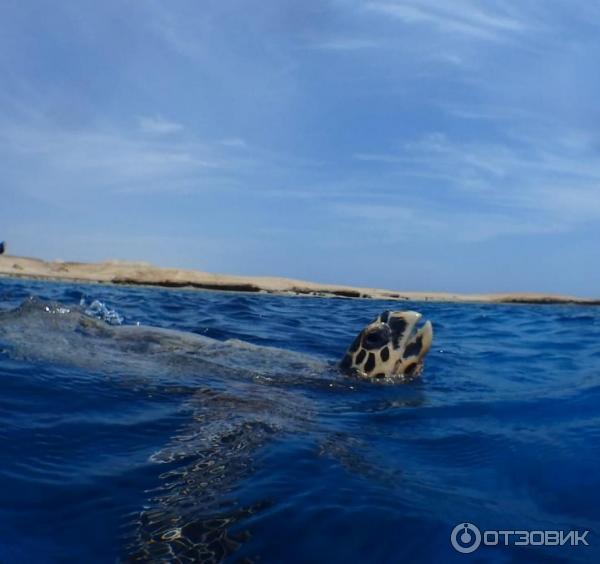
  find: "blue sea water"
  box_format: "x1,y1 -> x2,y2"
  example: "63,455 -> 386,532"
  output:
0,277 -> 599,563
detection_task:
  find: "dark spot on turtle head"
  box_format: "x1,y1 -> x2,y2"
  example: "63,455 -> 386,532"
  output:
362,325 -> 391,350
348,334 -> 361,353
389,317 -> 407,346
379,311 -> 390,324
404,362 -> 418,377
373,373 -> 386,379
340,354 -> 352,372
356,349 -> 366,364
404,336 -> 423,359
380,346 -> 390,362
364,352 -> 376,373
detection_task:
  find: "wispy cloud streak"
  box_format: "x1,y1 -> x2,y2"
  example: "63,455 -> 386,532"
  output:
138,116 -> 184,135
364,0 -> 528,41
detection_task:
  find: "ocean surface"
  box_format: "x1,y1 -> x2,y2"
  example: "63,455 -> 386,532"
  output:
0,277 -> 599,563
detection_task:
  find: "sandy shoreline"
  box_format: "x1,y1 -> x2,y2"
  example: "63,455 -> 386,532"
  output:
0,255 -> 598,305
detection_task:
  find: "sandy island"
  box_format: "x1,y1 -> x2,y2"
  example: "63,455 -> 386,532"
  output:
0,255 -> 598,305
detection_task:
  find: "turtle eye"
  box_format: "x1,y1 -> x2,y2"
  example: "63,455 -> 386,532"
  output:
362,326 -> 390,349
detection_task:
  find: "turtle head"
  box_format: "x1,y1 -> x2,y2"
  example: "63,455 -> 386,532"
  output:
339,310 -> 433,381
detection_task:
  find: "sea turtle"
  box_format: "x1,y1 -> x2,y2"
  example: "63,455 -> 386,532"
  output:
0,297 -> 433,562
339,309 -> 433,380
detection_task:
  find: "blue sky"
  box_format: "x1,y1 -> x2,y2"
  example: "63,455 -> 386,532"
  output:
1,1 -> 599,295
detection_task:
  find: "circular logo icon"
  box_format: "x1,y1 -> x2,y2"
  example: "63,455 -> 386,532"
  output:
451,522 -> 482,553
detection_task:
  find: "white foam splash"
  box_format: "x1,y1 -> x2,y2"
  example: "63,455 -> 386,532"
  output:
43,305 -> 71,315
80,298 -> 124,325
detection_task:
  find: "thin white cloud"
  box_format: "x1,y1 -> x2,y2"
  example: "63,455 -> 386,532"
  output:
364,0 -> 528,41
352,127 -> 600,236
439,103 -> 544,123
0,117 -> 314,200
311,38 -> 380,51
333,202 -> 563,242
138,115 -> 183,135
0,121 -> 235,198
218,137 -> 247,148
